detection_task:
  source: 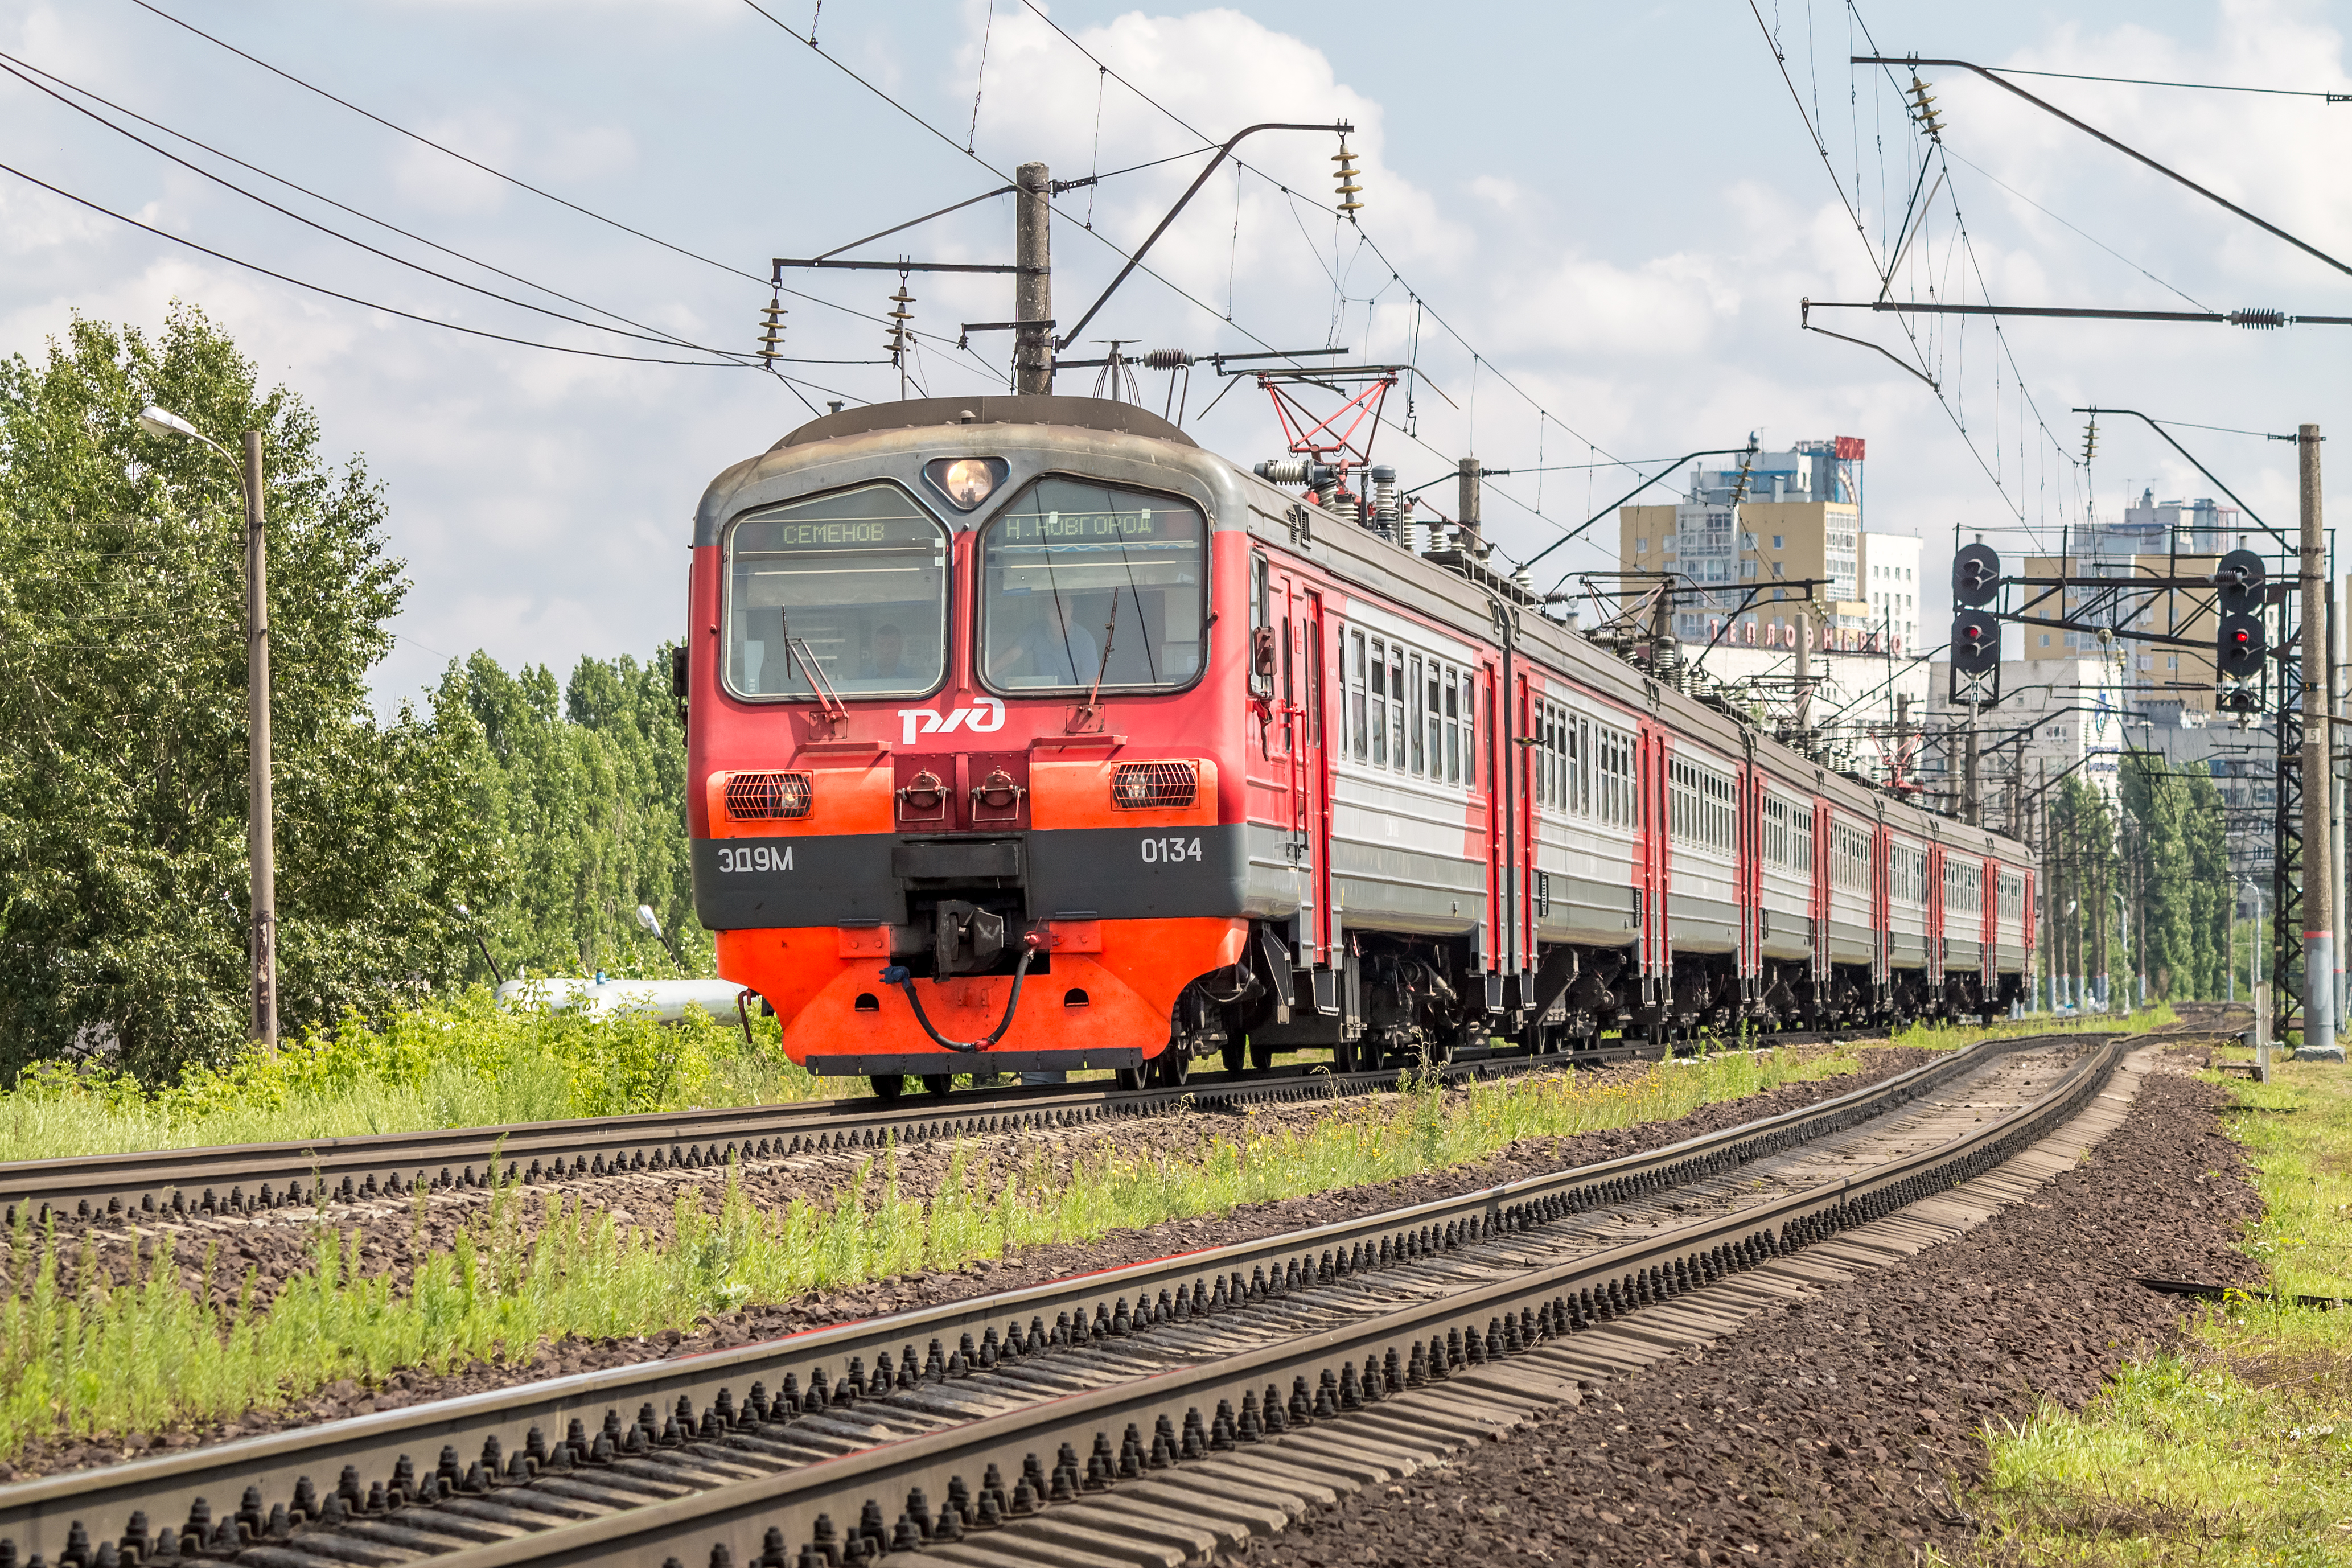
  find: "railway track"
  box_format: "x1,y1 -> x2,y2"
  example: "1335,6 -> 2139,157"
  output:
0,1026 -> 2144,1568
0,1024 -> 1954,1230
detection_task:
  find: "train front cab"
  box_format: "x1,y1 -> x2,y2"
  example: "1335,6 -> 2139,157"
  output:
684,398 -> 1261,1093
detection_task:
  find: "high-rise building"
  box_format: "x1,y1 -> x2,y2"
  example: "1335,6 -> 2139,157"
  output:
2014,494 -> 2251,723
1611,435 -> 1927,781
1618,437 -> 1923,654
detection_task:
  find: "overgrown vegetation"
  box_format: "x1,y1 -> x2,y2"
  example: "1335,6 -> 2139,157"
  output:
1962,1054 -> 2352,1566
0,308 -> 711,1088
0,1042 -> 1875,1456
0,988 -> 820,1162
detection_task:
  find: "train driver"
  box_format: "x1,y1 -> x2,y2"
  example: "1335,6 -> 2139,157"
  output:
861,622 -> 907,682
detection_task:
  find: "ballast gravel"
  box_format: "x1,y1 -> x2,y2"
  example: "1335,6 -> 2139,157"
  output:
1236,1054 -> 2259,1568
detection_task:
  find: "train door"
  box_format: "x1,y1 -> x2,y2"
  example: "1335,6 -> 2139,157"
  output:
1637,723 -> 1670,1015
1811,799 -> 1832,994
1871,817 -> 1889,999
1476,660 -> 1502,1007
1981,856 -> 1997,990
1513,669 -> 1533,993
1925,841 -> 1946,987
1736,751 -> 1759,1003
1281,578 -> 1333,972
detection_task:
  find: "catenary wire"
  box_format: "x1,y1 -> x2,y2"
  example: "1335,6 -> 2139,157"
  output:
1987,65 -> 2352,100
1010,0 -> 1631,474
118,0 -> 919,353
735,0 -> 1349,389
0,47 -> 744,354
0,53 -> 766,361
130,0 -> 766,284
0,157 -> 841,373
1939,145 -> 2214,313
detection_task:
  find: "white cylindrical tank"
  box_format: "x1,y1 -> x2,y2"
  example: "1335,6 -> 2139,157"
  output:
495,977 -> 750,1024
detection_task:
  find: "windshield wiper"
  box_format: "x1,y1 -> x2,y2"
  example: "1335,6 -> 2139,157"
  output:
1074,596 -> 1119,728
781,621 -> 849,733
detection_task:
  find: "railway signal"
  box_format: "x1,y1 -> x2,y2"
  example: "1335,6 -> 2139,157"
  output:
1952,542 -> 2000,607
1949,608 -> 2000,705
2215,546 -> 2265,614
2215,548 -> 2268,711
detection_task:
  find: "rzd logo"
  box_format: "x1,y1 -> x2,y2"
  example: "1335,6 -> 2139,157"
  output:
898,697 -> 1006,744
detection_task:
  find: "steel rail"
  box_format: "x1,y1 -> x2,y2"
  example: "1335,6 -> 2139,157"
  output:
412,1031 -> 2132,1568
0,1046 -> 1638,1228
0,1028 -> 2126,1568
1,1023 -> 1967,1229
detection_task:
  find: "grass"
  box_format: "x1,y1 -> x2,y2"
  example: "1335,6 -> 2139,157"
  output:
1885,1001 -> 2180,1055
1958,1049 -> 2352,1566
0,987 -> 827,1162
0,1039 -> 1885,1458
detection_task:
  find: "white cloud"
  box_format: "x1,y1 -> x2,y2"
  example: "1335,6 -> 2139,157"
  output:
387,114 -> 517,215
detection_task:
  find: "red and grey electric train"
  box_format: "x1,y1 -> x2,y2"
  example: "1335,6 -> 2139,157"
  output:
681,394 -> 2034,1097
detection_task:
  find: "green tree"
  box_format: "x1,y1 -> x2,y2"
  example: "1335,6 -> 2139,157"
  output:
0,307 -> 504,1081
437,648 -> 708,983
2049,776 -> 2118,1002
2119,755 -> 2235,999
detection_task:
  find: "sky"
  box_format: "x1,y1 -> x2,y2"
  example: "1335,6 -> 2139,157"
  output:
3,0 -> 2349,708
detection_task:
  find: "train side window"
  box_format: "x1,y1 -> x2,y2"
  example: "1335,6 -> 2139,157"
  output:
1368,639 -> 1388,767
1430,668 -> 1449,780
1578,719 -> 1592,816
1407,654 -> 1425,775
1248,554 -> 1273,699
1425,665 -> 1441,780
1388,647 -> 1405,775
1350,630 -> 1369,762
1471,679 -> 1484,792
1536,705 -> 1549,809
1533,702 -> 1547,808
1282,614 -> 1293,704
1549,705 -> 1562,809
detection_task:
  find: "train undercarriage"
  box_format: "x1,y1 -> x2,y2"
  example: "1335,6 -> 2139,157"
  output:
1142,920 -> 2025,1083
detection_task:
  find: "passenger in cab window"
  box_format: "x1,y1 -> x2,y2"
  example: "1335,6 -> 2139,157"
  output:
862,623 -> 906,682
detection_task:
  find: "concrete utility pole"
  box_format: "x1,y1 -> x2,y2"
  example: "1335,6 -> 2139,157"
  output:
1014,161 -> 1053,396
2301,423 -> 2338,1059
138,406 -> 276,1050
244,430 -> 277,1049
1962,718 -> 1981,827
1793,613 -> 1814,748
1457,458 -> 1483,554
2037,760 -> 2050,1009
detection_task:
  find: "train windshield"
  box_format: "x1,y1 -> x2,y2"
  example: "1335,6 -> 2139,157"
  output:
978,478 -> 1206,694
723,484 -> 948,699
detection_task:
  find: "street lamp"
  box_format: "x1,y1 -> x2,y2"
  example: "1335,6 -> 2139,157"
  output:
138,406 -> 276,1050
636,904 -> 684,971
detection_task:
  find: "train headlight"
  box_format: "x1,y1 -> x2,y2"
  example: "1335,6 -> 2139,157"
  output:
924,456 -> 1008,511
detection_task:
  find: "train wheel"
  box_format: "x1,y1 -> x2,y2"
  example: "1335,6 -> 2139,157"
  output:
1115,1065 -> 1145,1090
1220,1039 -> 1246,1073
1332,1037 -> 1361,1075
870,1073 -> 906,1103
1158,1050 -> 1192,1088
920,1074 -> 953,1097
